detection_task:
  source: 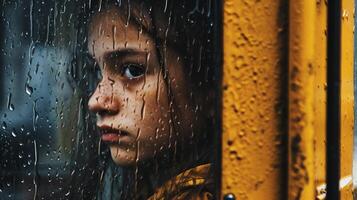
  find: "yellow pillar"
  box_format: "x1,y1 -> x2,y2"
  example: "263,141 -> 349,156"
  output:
288,0 -> 315,199
314,0 -> 354,198
314,1 -> 327,199
222,0 -> 354,199
221,0 -> 287,199
339,0 -> 354,198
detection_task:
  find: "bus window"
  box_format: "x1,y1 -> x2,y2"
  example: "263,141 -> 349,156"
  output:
0,0 -> 221,199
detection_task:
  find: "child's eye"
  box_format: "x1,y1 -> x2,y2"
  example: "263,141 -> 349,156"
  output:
122,63 -> 145,79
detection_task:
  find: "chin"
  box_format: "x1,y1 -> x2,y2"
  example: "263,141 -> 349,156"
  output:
109,145 -> 136,167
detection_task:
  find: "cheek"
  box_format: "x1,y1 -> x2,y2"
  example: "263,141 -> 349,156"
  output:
134,76 -> 173,149
138,75 -> 169,118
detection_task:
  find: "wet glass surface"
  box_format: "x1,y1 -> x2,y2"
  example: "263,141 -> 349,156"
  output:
0,0 -> 221,199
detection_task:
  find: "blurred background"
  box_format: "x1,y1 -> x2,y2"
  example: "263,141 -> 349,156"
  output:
0,1 -> 101,199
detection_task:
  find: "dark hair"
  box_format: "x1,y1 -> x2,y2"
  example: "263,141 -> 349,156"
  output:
69,0 -> 218,199
88,0 -> 215,94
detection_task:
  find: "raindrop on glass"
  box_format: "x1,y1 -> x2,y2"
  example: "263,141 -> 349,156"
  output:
8,104 -> 14,111
1,122 -> 7,130
25,83 -> 34,95
11,131 -> 17,137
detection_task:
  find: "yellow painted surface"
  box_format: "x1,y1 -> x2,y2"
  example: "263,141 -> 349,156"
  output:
288,0 -> 315,199
222,0 -> 354,199
314,0 -> 327,197
312,0 -> 355,199
340,0 -> 354,198
221,0 -> 287,199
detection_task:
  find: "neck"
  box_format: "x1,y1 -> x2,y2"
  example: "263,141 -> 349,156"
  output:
124,142 -> 210,199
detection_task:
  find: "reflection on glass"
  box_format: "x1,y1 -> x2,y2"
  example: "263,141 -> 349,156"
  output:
0,0 -> 219,199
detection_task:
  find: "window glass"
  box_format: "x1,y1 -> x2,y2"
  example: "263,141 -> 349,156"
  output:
0,0 -> 221,199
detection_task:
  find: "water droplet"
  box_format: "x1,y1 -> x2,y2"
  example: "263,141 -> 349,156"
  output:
11,131 -> 17,137
342,9 -> 349,20
25,83 -> 33,95
7,94 -> 14,111
1,122 -> 7,130
8,104 -> 14,111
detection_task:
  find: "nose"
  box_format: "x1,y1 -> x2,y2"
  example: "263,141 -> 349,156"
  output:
88,80 -> 120,116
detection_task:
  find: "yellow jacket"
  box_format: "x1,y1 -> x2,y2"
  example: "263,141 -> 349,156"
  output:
148,164 -> 214,200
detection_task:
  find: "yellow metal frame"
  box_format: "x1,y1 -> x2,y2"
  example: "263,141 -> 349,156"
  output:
288,0 -> 315,199
313,0 -> 354,199
222,0 -> 354,199
339,0 -> 354,198
314,1 -> 327,199
221,0 -> 287,199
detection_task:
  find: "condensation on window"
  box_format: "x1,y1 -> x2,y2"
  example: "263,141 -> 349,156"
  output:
0,0 -> 221,199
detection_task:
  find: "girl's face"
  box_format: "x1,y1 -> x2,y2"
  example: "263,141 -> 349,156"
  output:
87,8 -> 195,166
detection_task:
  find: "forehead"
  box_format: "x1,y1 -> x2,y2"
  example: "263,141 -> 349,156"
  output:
88,6 -> 154,56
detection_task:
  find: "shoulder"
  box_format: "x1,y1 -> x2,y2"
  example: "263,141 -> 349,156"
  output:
148,164 -> 215,200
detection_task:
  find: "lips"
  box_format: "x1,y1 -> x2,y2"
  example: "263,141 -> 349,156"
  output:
98,126 -> 128,143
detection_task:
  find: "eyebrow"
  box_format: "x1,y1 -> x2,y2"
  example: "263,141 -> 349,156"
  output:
85,49 -> 148,68
103,49 -> 147,61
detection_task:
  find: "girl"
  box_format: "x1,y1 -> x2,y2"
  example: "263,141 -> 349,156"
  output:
86,0 -> 218,199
